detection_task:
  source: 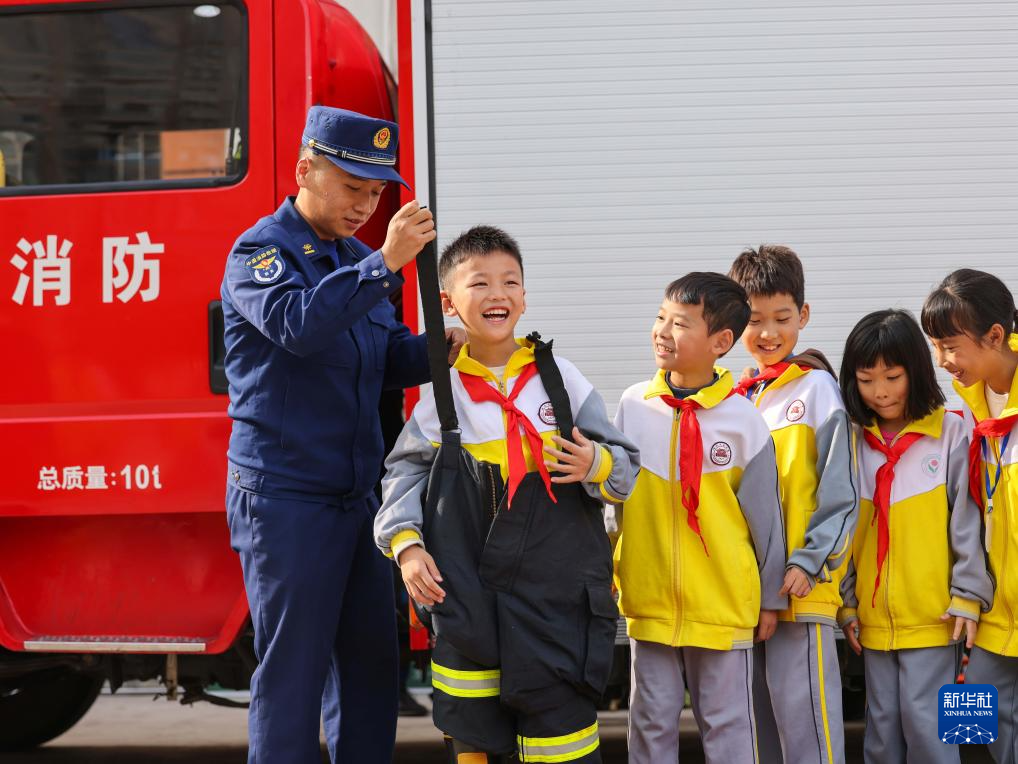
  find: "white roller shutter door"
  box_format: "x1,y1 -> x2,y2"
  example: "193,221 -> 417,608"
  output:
428,1 -> 1018,411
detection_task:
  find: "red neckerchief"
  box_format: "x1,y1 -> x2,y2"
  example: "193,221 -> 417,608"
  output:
862,430 -> 923,606
660,390 -> 734,556
732,362 -> 809,398
459,363 -> 555,508
968,414 -> 1018,510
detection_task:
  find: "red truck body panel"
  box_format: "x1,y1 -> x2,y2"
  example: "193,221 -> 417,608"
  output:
0,0 -> 399,654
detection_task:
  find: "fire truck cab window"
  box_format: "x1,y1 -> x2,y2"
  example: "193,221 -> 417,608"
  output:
0,3 -> 246,192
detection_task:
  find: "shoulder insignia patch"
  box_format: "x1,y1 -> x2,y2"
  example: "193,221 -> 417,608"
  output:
244,245 -> 285,284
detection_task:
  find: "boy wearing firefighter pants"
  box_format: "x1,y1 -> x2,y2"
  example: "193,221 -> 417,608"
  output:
374,225 -> 640,764
614,272 -> 788,764
728,246 -> 859,764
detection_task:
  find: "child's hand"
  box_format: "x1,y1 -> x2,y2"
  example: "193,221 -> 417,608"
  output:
398,546 -> 446,607
755,609 -> 778,642
545,427 -> 596,484
779,566 -> 815,598
740,365 -> 756,384
842,619 -> 862,655
940,612 -> 978,649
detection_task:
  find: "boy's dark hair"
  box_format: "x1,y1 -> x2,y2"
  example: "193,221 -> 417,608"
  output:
839,309 -> 945,427
728,244 -> 805,310
439,225 -> 523,287
664,272 -> 750,356
921,268 -> 1018,341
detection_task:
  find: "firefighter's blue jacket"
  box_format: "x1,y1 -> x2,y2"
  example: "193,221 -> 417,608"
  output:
221,196 -> 429,500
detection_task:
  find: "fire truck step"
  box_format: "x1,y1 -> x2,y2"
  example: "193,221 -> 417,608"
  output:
23,637 -> 206,653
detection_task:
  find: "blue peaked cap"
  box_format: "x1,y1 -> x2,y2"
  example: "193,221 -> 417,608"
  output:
302,105 -> 409,189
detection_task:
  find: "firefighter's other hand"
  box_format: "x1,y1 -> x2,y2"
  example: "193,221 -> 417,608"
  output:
740,365 -> 756,384
545,428 -> 596,484
398,546 -> 446,607
446,328 -> 466,365
381,200 -> 436,271
941,612 -> 978,649
842,619 -> 862,655
779,565 -> 814,598
755,610 -> 778,642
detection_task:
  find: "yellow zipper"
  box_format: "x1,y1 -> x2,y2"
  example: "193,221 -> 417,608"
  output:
1002,494 -> 1012,652
883,507 -> 894,651
986,435 -> 1014,652
669,409 -> 683,645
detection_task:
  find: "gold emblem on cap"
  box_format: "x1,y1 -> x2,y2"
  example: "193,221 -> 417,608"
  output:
308,138 -> 316,148
373,128 -> 391,150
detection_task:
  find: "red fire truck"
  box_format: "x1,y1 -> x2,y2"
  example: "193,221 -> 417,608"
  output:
0,0 -> 404,749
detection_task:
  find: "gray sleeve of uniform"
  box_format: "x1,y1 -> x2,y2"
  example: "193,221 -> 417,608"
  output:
946,432 -> 995,618
576,388 -> 641,504
788,409 -> 859,581
838,557 -> 860,625
373,414 -> 436,560
737,437 -> 789,611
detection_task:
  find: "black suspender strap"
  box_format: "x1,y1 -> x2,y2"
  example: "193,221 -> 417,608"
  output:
527,331 -> 575,443
416,240 -> 459,433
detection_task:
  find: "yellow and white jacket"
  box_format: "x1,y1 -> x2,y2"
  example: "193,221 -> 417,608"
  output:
746,364 -> 858,626
956,367 -> 1018,657
837,408 -> 994,651
374,339 -> 640,559
613,368 -> 788,651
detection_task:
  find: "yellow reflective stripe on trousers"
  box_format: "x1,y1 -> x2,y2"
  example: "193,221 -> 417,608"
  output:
430,660 -> 500,698
518,721 -> 599,762
816,624 -> 835,764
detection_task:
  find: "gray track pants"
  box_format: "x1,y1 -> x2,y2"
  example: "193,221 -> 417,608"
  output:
754,621 -> 845,764
966,646 -> 1018,764
628,638 -> 757,764
862,644 -> 962,764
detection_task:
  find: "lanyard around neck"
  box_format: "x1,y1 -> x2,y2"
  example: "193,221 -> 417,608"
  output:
982,432 -> 1012,510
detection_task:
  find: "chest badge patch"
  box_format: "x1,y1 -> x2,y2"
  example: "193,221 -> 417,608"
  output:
538,401 -> 557,425
245,245 -> 285,285
922,453 -> 942,477
786,399 -> 806,422
710,441 -> 732,466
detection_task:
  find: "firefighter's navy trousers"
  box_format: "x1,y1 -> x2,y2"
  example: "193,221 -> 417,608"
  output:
423,438 -> 618,762
227,480 -> 398,764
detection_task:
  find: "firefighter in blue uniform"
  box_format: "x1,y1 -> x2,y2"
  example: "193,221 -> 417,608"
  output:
221,106 -> 461,764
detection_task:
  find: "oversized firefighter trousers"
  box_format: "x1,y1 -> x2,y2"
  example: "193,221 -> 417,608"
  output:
419,354 -> 618,762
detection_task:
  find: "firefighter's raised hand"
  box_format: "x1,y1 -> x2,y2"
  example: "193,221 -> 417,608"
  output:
381,200 -> 436,272
842,619 -> 862,655
545,428 -> 597,484
941,612 -> 978,649
398,545 -> 446,607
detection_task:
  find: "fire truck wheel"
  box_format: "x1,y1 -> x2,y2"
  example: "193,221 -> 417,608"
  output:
0,667 -> 104,751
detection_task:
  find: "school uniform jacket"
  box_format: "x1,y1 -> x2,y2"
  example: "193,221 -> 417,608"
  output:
612,368 -> 788,651
956,366 -> 1018,657
837,408 -> 993,651
374,339 -> 640,559
748,365 -> 858,626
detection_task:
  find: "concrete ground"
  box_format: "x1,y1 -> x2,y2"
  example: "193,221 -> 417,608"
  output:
4,687 -> 993,763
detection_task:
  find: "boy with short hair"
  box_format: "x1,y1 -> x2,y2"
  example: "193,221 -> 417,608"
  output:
614,272 -> 787,764
374,225 -> 639,764
728,245 -> 858,764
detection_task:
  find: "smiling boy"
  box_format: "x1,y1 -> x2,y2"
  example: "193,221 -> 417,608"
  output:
374,226 -> 639,764
729,245 -> 859,764
614,272 -> 787,764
